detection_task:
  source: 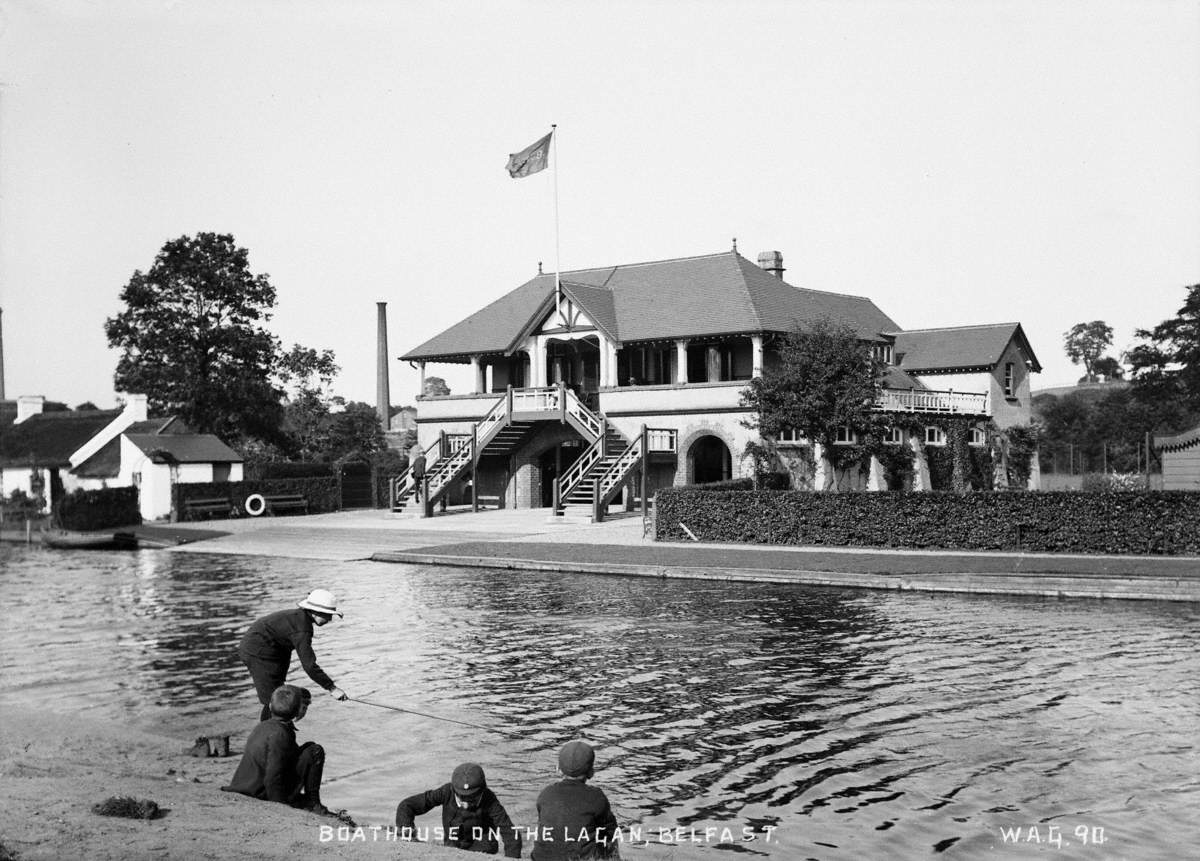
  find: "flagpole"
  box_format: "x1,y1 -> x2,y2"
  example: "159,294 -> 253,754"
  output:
552,124 -> 561,319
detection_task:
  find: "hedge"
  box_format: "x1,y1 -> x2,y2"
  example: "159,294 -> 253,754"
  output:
173,478 -> 339,521
53,487 -> 141,531
654,488 -> 1200,556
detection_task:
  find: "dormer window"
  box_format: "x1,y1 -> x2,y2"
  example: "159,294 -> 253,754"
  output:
872,343 -> 894,365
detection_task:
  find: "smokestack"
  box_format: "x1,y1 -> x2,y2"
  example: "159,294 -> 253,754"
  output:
0,307 -> 6,400
757,251 -> 785,280
376,302 -> 390,428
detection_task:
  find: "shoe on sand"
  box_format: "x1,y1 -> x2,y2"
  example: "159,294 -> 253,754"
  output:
184,736 -> 209,757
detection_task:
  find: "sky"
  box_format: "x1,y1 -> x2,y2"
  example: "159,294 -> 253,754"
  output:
1,0 -> 1197,411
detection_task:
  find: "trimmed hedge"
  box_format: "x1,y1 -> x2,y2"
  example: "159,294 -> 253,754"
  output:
655,488 -> 1200,556
248,462 -> 336,480
173,478 -> 339,521
53,487 -> 141,531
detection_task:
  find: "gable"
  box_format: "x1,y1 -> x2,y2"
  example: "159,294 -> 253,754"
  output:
894,323 -> 1042,374
0,410 -> 121,468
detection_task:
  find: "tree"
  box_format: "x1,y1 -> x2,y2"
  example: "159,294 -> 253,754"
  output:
1063,321 -> 1114,382
277,345 -> 341,461
105,233 -> 286,444
325,401 -> 386,460
423,376 -> 451,397
1128,284 -> 1200,419
1091,356 -> 1124,381
740,318 -> 881,489
74,401 -> 100,411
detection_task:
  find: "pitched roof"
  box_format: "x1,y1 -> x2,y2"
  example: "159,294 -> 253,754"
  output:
72,417 -> 210,478
892,323 -> 1042,374
126,433 -> 243,464
0,409 -> 121,468
402,250 -> 901,361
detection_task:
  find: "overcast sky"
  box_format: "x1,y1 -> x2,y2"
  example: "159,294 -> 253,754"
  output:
1,0 -> 1197,411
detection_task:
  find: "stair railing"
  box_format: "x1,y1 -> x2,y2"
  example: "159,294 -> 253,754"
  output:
562,386 -> 602,441
593,434 -> 645,521
423,394 -> 508,503
553,419 -> 612,513
390,437 -> 442,511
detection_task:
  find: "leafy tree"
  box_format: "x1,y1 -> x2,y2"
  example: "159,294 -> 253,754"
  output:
1128,284 -> 1200,418
1063,321 -> 1114,382
1091,356 -> 1124,381
741,318 -> 881,489
325,401 -> 386,460
277,345 -> 341,461
104,233 -> 286,444
423,376 -> 451,397
74,401 -> 100,411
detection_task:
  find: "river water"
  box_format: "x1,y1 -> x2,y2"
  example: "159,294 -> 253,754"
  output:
2,543 -> 1198,858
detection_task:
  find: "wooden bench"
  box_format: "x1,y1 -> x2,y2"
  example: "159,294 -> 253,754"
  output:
264,493 -> 309,516
182,497 -> 235,520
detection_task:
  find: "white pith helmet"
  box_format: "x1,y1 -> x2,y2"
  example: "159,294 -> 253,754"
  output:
298,588 -> 343,618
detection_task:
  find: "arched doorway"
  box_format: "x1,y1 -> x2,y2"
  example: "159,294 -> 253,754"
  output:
690,435 -> 732,485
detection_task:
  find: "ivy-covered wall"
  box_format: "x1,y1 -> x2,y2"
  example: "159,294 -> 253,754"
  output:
655,488 -> 1200,555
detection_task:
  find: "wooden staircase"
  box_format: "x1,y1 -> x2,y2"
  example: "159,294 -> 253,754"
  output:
555,425 -> 632,517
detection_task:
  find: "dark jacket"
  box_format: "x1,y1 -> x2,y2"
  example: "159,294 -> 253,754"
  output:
238,608 -> 335,691
531,778 -> 618,860
222,717 -> 298,803
396,782 -> 522,858
411,454 -> 426,478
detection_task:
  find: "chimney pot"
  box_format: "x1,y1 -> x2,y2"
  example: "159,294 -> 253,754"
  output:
16,395 -> 45,423
757,251 -> 785,279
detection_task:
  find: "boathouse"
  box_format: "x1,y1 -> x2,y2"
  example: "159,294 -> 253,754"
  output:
396,248 -> 1041,516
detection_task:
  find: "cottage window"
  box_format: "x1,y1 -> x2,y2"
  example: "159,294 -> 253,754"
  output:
925,426 -> 946,446
834,426 -> 858,445
872,343 -> 894,365
968,427 -> 986,447
883,427 -> 903,445
1004,362 -> 1015,397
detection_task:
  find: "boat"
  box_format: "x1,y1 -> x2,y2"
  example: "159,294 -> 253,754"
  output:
40,528 -> 140,550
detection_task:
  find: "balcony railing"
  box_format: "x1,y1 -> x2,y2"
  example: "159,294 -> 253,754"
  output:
876,388 -> 989,415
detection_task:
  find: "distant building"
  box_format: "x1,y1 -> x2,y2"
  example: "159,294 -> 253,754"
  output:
397,247 -> 1041,514
1,394 -> 242,520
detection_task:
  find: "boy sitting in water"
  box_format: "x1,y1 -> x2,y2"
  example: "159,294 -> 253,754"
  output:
223,685 -> 334,816
532,740 -> 619,860
395,762 -> 522,857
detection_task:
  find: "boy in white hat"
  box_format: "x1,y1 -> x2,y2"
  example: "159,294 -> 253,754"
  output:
237,588 -> 348,720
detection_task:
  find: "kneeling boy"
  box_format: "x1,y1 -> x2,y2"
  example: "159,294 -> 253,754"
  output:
223,685 -> 332,815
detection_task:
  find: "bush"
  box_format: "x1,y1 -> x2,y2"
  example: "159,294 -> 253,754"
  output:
173,478 -> 339,521
53,487 -> 141,531
246,461 -> 335,480
1081,472 -> 1147,492
655,488 -> 1200,555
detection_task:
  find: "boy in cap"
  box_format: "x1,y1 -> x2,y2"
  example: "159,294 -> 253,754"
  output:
395,762 -> 522,857
532,740 -> 619,860
222,684 -> 334,816
238,588 -> 348,720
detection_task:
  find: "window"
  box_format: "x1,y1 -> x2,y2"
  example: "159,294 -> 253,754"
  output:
834,426 -> 858,445
1004,362 -> 1015,397
872,343 -> 894,364
925,426 -> 946,446
883,427 -> 903,445
776,427 -> 808,445
968,427 -> 986,447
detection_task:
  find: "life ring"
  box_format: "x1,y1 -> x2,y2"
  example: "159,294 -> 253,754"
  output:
244,493 -> 267,517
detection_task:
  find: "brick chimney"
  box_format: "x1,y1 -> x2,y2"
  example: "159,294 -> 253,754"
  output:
757,250 -> 785,279
15,395 -> 44,424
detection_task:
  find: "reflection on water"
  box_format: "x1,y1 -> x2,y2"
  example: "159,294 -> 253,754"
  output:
2,543 -> 1199,857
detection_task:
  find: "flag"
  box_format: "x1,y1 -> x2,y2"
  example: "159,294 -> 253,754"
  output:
505,131 -> 553,178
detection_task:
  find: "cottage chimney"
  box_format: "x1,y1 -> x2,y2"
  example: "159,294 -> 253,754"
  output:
376,302 -> 391,427
757,251 -> 785,279
15,395 -> 44,423
123,393 -> 148,421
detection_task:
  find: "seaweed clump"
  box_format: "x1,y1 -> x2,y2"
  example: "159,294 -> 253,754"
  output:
91,796 -> 163,820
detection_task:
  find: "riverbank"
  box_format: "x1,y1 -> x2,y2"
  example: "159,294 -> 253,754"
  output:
0,702 -> 704,861
146,508 -> 1200,602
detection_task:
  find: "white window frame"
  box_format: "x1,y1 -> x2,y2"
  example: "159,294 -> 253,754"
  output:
776,427 -> 808,445
883,427 -> 903,445
834,426 -> 858,445
968,426 -> 986,447
1004,362 -> 1015,397
924,426 -> 946,446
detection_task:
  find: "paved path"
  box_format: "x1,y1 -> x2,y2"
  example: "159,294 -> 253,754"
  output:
141,508 -> 1200,602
